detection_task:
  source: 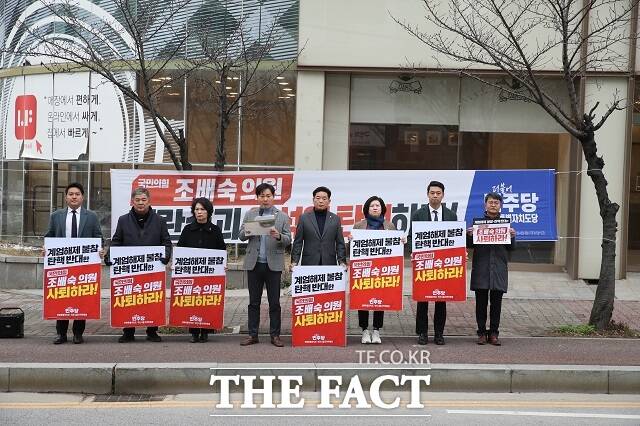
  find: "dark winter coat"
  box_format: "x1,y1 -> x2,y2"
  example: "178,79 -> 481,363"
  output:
107,207 -> 172,261
467,214 -> 516,293
177,221 -> 226,251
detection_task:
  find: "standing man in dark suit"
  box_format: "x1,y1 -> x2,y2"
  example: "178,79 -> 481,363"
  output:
45,182 -> 103,345
238,183 -> 291,347
291,186 -> 347,267
106,187 -> 172,343
411,180 -> 457,346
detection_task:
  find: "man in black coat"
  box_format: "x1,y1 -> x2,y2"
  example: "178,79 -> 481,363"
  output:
467,192 -> 516,346
45,182 -> 103,345
107,187 -> 172,343
411,180 -> 457,346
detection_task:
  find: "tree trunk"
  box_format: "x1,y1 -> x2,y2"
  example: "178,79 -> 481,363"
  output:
579,127 -> 619,330
215,69 -> 228,171
178,129 -> 192,170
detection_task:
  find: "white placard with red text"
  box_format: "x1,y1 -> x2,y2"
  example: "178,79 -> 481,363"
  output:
412,221 -> 467,302
291,265 -> 346,347
349,229 -> 404,310
472,218 -> 512,244
169,247 -> 226,329
43,237 -> 102,320
109,246 -> 166,327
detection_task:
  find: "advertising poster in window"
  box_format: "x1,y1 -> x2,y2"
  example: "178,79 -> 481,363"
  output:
291,265 -> 346,347
349,229 -> 404,311
169,247 -> 226,329
411,221 -> 467,302
110,246 -> 166,327
43,237 -> 102,320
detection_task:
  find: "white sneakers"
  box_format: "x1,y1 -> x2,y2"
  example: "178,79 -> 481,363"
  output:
361,329 -> 381,344
371,329 -> 381,344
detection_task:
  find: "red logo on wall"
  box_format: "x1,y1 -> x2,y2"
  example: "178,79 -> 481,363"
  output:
15,95 -> 37,140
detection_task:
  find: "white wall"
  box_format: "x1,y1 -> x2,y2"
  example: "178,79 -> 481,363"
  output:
322,73 -> 350,170
578,77 -> 627,279
294,71 -> 325,170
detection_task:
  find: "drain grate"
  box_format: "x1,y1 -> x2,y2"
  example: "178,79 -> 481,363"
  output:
93,395 -> 166,402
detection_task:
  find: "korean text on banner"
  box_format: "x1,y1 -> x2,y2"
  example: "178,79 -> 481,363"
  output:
291,265 -> 346,347
110,246 -> 166,327
43,237 -> 102,320
349,229 -> 404,311
169,247 -> 226,329
473,218 -> 512,245
412,221 -> 467,302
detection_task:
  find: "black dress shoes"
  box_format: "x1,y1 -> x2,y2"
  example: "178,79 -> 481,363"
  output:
200,332 -> 209,342
417,333 -> 428,345
72,335 -> 84,344
118,334 -> 135,343
146,333 -> 162,342
53,335 -> 67,344
434,335 -> 445,345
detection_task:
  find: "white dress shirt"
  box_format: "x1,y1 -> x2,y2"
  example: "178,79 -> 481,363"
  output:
430,205 -> 442,221
65,206 -> 81,238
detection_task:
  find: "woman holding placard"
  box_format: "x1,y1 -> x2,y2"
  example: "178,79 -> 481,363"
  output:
351,196 -> 397,345
178,197 -> 226,343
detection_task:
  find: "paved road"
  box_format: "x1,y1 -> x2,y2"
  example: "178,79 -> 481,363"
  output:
1,392 -> 639,425
2,335 -> 639,365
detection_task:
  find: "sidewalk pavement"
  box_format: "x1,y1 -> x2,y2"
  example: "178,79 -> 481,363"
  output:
1,271 -> 639,395
2,271 -> 639,338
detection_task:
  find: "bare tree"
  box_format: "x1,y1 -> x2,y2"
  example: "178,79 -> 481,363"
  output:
189,10 -> 297,171
393,0 -> 637,329
8,0 -> 197,170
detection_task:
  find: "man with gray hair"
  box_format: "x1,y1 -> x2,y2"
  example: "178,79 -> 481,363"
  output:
106,187 -> 172,343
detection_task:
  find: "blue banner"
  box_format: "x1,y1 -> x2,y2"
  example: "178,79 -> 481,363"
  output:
464,169 -> 557,241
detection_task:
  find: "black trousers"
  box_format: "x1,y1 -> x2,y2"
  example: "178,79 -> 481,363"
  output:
358,310 -> 384,330
247,262 -> 282,337
122,326 -> 158,337
415,301 -> 446,336
56,320 -> 85,336
474,289 -> 504,337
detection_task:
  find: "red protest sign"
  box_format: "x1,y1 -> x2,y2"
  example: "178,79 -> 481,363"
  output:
169,247 -> 226,329
412,222 -> 467,302
291,265 -> 346,347
43,238 -> 102,320
110,246 -> 167,327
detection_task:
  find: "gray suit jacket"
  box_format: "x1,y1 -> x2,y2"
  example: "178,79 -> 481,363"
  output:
45,207 -> 103,240
291,210 -> 346,266
238,207 -> 291,271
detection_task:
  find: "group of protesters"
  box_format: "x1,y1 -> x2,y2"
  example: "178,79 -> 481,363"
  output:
47,180 -> 515,347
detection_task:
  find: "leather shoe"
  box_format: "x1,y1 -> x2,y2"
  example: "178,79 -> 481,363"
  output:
190,334 -> 199,343
146,333 -> 162,342
477,334 -> 487,345
200,332 -> 209,343
240,336 -> 259,346
53,334 -> 67,344
434,335 -> 445,345
118,334 -> 135,343
270,336 -> 284,347
417,333 -> 428,345
72,335 -> 84,344
488,335 -> 501,346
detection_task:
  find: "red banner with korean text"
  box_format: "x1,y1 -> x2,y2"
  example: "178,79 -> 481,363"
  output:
412,221 -> 467,302
43,238 -> 102,320
169,247 -> 226,329
291,265 -> 346,347
349,229 -> 404,310
110,246 -> 166,327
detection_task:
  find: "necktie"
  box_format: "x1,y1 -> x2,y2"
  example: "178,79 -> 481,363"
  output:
433,210 -> 438,221
71,210 -> 78,238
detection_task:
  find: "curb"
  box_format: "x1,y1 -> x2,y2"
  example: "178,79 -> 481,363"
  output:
1,363 -> 638,395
